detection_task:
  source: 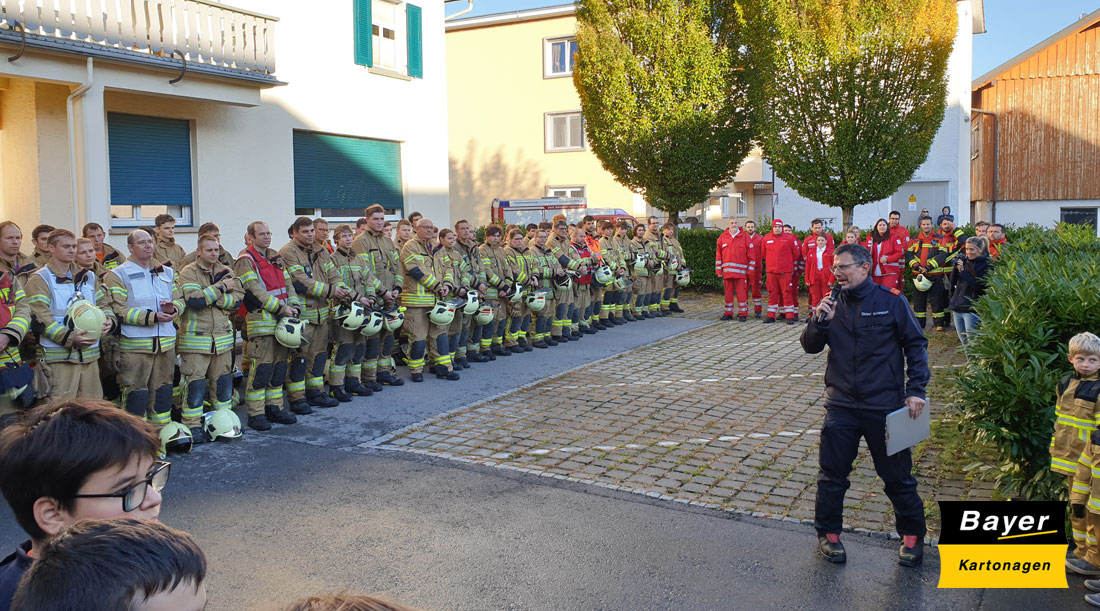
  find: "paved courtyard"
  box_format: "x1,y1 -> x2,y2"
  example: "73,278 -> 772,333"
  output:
369,293 -> 992,540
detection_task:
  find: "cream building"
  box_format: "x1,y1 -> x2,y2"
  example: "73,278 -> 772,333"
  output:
0,0 -> 455,254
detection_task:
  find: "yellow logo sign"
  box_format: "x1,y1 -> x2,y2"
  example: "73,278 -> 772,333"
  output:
937,501 -> 1068,588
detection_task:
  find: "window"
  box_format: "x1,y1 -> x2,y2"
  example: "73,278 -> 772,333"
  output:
107,113 -> 193,228
736,194 -> 747,216
353,1 -> 423,78
718,196 -> 729,217
544,36 -> 578,77
1061,207 -> 1098,231
545,111 -> 585,152
546,185 -> 586,199
293,131 -> 404,219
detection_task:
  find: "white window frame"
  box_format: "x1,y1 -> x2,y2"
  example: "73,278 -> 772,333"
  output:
545,185 -> 587,199
110,205 -> 193,229
718,196 -> 730,218
372,0 -> 407,76
545,111 -> 585,153
543,36 -> 579,78
736,193 -> 747,216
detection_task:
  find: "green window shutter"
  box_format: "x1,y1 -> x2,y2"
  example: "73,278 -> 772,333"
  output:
407,3 -> 422,78
354,0 -> 372,67
292,131 -> 404,215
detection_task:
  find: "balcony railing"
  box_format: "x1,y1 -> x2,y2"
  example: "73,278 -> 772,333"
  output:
0,0 -> 277,75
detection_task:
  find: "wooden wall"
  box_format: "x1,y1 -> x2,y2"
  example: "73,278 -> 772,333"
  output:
971,21 -> 1100,202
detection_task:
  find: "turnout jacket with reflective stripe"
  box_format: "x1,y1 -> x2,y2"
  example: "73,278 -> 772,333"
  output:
353,228 -> 403,293
1051,372 -> 1100,476
25,262 -> 113,363
279,241 -> 343,324
175,260 -> 243,354
233,247 -> 301,337
401,237 -> 447,307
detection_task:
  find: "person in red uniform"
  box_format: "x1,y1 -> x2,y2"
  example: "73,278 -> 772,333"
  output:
744,221 -> 764,318
801,219 -> 835,262
904,216 -> 948,329
763,219 -> 799,324
864,219 -> 904,288
784,225 -> 803,314
988,223 -> 1007,260
887,211 -> 911,290
715,219 -> 752,322
804,234 -> 834,312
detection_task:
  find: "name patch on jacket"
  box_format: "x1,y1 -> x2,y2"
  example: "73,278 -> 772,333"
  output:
861,311 -> 890,317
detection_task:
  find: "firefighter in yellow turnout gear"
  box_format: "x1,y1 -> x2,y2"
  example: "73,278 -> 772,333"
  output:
401,218 -> 458,382
327,224 -> 380,401
478,226 -> 514,358
352,205 -> 405,390
455,220 -> 488,365
529,224 -> 564,348
435,228 -> 471,369
176,233 -> 244,441
546,220 -> 583,342
503,229 -> 534,353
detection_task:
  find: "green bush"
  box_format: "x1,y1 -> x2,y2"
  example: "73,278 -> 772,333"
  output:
678,228 -> 723,290
954,223 -> 1100,500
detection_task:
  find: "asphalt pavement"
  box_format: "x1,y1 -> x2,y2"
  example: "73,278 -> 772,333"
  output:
0,316 -> 1087,610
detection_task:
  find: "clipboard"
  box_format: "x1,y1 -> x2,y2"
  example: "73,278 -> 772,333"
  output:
885,402 -> 930,456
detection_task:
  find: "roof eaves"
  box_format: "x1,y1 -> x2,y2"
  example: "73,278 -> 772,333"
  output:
972,7 -> 1100,89
446,3 -> 576,32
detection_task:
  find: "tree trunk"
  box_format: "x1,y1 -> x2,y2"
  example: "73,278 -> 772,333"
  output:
669,211 -> 680,225
842,207 -> 854,232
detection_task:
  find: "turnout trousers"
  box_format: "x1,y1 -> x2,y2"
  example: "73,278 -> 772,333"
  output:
243,335 -> 289,418
179,351 -> 234,427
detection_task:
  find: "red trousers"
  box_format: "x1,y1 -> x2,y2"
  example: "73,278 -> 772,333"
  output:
748,271 -> 763,313
766,271 -> 797,319
873,273 -> 899,288
723,278 -> 749,316
807,282 -> 830,309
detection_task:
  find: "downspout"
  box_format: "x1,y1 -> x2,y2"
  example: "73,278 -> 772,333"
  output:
972,108 -> 997,222
67,57 -> 94,231
445,0 -> 474,21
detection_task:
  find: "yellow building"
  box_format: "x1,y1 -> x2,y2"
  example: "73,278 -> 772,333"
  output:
446,4 -> 772,229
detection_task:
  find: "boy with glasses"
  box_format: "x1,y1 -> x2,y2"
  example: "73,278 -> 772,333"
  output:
0,398 -> 168,611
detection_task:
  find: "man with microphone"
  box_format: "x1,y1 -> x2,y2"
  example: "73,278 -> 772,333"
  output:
800,243 -> 930,568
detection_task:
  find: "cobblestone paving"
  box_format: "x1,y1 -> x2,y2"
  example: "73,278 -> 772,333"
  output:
371,293 -> 992,539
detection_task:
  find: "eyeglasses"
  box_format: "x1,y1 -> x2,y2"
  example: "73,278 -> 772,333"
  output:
829,262 -> 860,273
72,461 -> 170,512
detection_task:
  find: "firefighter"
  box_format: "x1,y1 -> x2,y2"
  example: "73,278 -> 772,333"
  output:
597,221 -> 620,325
937,215 -> 967,269
401,218 -> 458,381
645,220 -> 670,316
610,220 -> 636,323
280,217 -> 349,409
29,225 -> 54,269
176,233 -> 244,441
313,218 -> 335,255
455,219 -> 488,364
75,237 -> 120,400
104,229 -> 184,429
988,223 -> 1007,260
327,224 -> 379,401
744,220 -> 765,318
581,216 -> 607,330
763,219 -> 799,324
235,221 -> 303,430
715,219 -> 752,322
663,223 -> 687,314
502,228 -> 534,353
530,224 -> 564,347
179,222 -> 236,269
569,226 -> 596,334
436,228 -> 471,366
152,214 -> 186,269
0,251 -> 30,425
478,225 -> 513,357
25,229 -> 116,400
81,223 -> 123,271
352,204 -> 405,390
546,219 -> 581,340
630,223 -> 654,319
905,216 -> 948,330
0,222 -> 37,279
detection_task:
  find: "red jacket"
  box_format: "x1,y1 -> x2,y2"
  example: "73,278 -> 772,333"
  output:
763,231 -> 799,273
801,231 -> 835,261
864,234 -> 904,278
715,229 -> 752,279
889,224 -> 911,252
804,247 -> 834,288
791,236 -> 804,273
745,232 -> 764,275
573,241 -> 593,285
989,238 -> 1006,260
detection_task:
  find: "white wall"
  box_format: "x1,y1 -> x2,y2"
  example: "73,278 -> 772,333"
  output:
771,0 -> 974,231
996,200 -> 1100,237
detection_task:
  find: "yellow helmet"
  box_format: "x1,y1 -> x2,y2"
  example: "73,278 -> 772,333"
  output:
159,422 -> 193,455
65,299 -> 107,342
913,273 -> 933,292
274,317 -> 306,348
360,310 -> 384,337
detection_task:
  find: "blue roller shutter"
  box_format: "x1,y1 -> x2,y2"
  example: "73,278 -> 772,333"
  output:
293,131 -> 403,216
407,3 -> 422,78
107,113 -> 192,212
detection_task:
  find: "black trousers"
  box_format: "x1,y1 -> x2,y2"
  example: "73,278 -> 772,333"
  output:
815,406 -> 926,538
909,275 -> 947,326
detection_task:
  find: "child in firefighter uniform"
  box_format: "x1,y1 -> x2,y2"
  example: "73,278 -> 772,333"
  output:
176,234 -> 244,441
400,218 -> 458,381
352,205 -> 404,390
328,224 -> 380,400
25,230 -> 115,400
236,222 -> 303,430
104,230 -> 185,429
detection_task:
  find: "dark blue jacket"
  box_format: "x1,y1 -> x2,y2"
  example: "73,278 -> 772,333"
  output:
948,255 -> 991,313
0,541 -> 31,611
800,277 -> 930,410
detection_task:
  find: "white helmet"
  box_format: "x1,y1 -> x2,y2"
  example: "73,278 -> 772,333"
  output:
360,310 -> 385,337
159,422 -> 193,455
668,258 -> 681,271
634,253 -> 648,271
526,288 -> 551,312
476,304 -> 494,326
274,317 -> 306,349
383,307 -> 406,332
913,273 -> 933,292
202,409 -> 242,441
430,300 -> 458,326
613,275 -> 633,291
463,290 -> 480,315
554,274 -> 573,290
509,283 -> 526,303
65,299 -> 107,342
593,265 -> 614,286
334,301 -> 368,331
676,269 -> 691,287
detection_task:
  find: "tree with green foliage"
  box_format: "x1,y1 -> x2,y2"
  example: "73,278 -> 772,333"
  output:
573,0 -> 754,223
742,0 -> 956,230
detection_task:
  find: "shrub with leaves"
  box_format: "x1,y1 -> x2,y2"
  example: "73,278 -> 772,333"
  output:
677,228 -> 724,291
955,223 -> 1100,500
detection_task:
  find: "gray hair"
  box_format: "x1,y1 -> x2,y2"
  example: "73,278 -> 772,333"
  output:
834,243 -> 872,267
126,229 -> 151,246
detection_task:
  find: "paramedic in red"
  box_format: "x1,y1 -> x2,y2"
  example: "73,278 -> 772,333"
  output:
887,211 -> 911,289
804,233 -> 834,311
744,221 -> 764,318
714,219 -> 751,322
784,225 -> 803,302
763,219 -> 799,324
801,220 -> 835,265
864,219 -> 903,288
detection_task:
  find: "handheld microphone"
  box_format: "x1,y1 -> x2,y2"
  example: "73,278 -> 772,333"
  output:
817,284 -> 842,323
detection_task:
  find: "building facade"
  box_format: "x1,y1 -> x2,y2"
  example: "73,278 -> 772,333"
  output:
971,8 -> 1100,234
0,0 -> 453,254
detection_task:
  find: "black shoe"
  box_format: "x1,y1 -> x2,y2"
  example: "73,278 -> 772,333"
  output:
265,405 -> 297,425
786,317 -> 796,325
482,350 -> 496,361
898,540 -> 924,567
521,341 -> 534,352
594,321 -> 609,330
582,326 -> 597,335
567,333 -> 582,341
435,366 -> 460,381
247,414 -> 272,432
547,337 -> 560,346
738,316 -> 747,322
307,391 -> 339,408
345,380 -> 373,397
624,314 -> 637,322
763,317 -> 776,324
818,536 -> 847,564
189,426 -> 207,445
379,371 -> 404,387
330,386 -> 353,402
509,345 -> 524,354
458,357 -> 471,369
755,311 -> 762,319
670,304 -> 685,313
533,341 -> 548,349
289,400 -> 313,415
721,314 -> 734,321
410,372 -> 424,383
366,380 -> 384,392
493,346 -> 512,356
